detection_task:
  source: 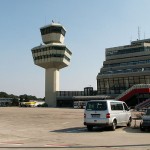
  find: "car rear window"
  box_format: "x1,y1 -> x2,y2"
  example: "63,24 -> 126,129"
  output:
86,101 -> 107,111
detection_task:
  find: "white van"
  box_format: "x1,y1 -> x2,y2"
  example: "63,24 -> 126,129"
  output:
84,100 -> 132,131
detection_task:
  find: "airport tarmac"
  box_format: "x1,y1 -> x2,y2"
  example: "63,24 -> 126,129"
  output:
0,107 -> 150,150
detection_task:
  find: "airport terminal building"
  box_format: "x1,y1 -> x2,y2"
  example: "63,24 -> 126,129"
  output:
97,39 -> 150,106
56,38 -> 150,107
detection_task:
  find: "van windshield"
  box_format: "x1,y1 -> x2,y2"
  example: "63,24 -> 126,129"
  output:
86,101 -> 107,111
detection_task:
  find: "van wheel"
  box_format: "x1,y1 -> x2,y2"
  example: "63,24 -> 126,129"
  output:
87,125 -> 93,131
111,120 -> 117,131
127,117 -> 132,127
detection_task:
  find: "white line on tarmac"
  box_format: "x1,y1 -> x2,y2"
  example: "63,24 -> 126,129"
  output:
0,142 -> 23,145
62,122 -> 70,124
45,143 -> 72,147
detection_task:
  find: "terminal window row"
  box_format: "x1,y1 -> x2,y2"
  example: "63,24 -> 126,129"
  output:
104,59 -> 150,68
100,67 -> 150,75
97,75 -> 150,94
97,76 -> 148,86
33,54 -> 70,61
106,47 -> 150,56
97,76 -> 149,88
57,91 -> 85,96
40,26 -> 66,36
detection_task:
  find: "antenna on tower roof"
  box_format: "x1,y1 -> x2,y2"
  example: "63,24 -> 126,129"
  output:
130,35 -> 132,43
45,16 -> 47,25
144,32 -> 146,39
138,26 -> 141,40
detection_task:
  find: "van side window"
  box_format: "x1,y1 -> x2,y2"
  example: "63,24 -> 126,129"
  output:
123,103 -> 129,111
86,102 -> 107,111
110,102 -> 123,111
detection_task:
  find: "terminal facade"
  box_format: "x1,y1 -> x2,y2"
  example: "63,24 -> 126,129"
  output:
97,39 -> 150,96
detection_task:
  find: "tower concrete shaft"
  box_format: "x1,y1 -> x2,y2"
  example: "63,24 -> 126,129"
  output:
45,68 -> 59,107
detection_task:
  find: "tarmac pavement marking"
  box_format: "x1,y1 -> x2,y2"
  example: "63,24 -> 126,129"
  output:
45,143 -> 74,147
0,142 -> 24,146
62,122 -> 70,125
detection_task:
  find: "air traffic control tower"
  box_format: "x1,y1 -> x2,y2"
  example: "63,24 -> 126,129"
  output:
31,22 -> 72,107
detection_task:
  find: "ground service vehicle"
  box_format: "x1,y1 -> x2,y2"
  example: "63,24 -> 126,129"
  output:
140,108 -> 150,131
74,101 -> 86,109
84,100 -> 132,131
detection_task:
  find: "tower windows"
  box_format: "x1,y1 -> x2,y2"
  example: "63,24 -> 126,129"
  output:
40,26 -> 66,36
34,54 -> 70,62
32,46 -> 68,54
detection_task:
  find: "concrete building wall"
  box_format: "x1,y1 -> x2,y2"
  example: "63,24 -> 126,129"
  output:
45,68 -> 59,107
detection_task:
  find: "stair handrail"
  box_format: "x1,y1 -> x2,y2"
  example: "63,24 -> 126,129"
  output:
116,84 -> 150,100
135,99 -> 150,109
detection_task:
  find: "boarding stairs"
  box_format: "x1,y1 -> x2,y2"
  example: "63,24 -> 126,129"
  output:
116,84 -> 150,101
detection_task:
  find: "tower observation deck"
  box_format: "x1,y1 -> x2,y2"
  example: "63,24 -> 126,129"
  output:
31,22 -> 72,107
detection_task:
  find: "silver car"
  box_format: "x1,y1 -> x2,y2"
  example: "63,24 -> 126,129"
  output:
140,108 -> 150,131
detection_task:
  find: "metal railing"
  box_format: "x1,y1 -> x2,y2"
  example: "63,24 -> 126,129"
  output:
116,84 -> 150,100
135,99 -> 150,110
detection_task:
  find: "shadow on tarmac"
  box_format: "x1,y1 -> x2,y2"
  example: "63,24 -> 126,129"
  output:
123,126 -> 150,133
50,125 -> 150,134
50,126 -> 126,133
50,127 -> 87,133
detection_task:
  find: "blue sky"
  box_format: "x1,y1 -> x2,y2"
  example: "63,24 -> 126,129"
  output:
0,0 -> 150,98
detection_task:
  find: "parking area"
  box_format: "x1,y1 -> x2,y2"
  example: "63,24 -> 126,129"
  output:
0,107 -> 150,150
